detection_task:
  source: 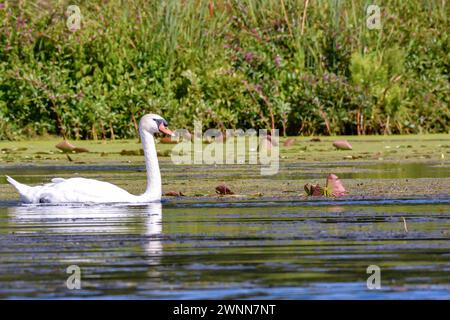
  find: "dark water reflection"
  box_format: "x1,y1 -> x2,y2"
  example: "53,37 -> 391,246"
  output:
1,162 -> 449,185
0,200 -> 449,299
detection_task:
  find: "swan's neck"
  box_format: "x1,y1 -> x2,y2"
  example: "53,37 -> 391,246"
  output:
140,129 -> 161,201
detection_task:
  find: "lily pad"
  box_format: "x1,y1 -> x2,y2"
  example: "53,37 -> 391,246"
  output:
333,140 -> 353,150
326,174 -> 346,197
164,191 -> 185,196
215,184 -> 234,195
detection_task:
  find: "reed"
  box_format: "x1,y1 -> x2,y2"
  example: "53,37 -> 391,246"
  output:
0,0 -> 447,139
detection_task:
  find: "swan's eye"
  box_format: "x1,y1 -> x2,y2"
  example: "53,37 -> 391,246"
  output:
153,118 -> 169,128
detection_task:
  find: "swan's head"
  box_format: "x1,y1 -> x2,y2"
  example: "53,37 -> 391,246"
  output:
139,114 -> 174,136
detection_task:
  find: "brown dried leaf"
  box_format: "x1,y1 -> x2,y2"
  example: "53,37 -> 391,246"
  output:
333,140 -> 353,150
215,184 -> 234,195
55,140 -> 76,152
72,147 -> 89,153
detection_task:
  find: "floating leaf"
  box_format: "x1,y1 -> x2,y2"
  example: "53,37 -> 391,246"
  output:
304,183 -> 313,196
326,174 -> 346,197
304,183 -> 323,196
55,140 -> 76,152
120,149 -> 140,156
215,184 -> 234,195
164,191 -> 185,196
72,147 -> 89,153
311,184 -> 323,196
56,140 -> 89,153
333,140 -> 352,150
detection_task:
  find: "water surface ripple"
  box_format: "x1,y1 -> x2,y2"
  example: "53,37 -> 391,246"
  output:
0,199 -> 449,299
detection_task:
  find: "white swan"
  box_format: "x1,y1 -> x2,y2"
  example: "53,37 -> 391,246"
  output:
6,114 -> 174,204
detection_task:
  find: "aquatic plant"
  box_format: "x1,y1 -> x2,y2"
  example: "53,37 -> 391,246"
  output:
0,0 -> 448,140
304,174 -> 346,197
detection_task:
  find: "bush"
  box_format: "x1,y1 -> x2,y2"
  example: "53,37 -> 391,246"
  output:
0,0 -> 448,139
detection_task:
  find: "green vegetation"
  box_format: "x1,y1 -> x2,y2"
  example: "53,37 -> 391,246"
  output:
0,0 -> 448,140
1,135 -> 449,200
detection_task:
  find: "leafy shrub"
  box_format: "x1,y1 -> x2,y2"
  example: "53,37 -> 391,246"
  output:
0,0 -> 448,139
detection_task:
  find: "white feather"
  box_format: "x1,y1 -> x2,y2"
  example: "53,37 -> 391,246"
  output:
6,114 -> 167,204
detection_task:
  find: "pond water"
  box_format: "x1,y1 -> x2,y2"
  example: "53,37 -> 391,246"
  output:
2,161 -> 450,186
0,199 -> 449,299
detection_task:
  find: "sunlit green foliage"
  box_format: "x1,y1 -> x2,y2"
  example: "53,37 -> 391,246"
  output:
0,0 -> 448,139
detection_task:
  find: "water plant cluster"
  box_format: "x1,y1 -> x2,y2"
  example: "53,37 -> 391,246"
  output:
0,0 -> 448,140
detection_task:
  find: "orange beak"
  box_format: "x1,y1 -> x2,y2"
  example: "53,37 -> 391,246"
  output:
159,123 -> 174,136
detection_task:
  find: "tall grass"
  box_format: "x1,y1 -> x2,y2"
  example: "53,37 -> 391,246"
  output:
0,0 -> 448,139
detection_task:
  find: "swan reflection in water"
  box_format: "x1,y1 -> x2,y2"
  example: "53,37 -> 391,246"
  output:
7,203 -> 163,283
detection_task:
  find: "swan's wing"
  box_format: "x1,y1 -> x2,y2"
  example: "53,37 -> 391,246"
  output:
38,177 -> 135,203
